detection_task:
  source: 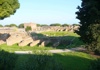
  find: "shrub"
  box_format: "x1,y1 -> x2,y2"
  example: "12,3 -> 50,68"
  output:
89,59 -> 100,70
50,23 -> 61,26
18,23 -> 24,28
14,51 -> 63,70
85,24 -> 100,54
0,50 -> 18,70
25,26 -> 32,31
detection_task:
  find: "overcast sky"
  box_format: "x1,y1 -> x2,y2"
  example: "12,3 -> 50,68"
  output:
0,0 -> 81,25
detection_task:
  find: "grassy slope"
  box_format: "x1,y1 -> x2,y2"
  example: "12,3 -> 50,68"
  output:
53,52 -> 96,70
0,44 -> 54,52
13,52 -> 96,70
0,45 -> 97,70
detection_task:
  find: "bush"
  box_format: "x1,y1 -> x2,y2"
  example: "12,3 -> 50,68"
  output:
86,24 -> 100,54
89,59 -> 100,70
0,50 -> 18,70
14,51 -> 63,70
18,24 -> 24,28
50,23 -> 61,26
62,24 -> 69,27
25,26 -> 32,31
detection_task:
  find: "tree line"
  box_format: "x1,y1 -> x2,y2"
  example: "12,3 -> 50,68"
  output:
37,23 -> 79,27
0,23 -> 79,28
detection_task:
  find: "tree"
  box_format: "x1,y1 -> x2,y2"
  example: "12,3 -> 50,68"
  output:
62,24 -> 69,27
41,24 -> 48,27
76,0 -> 100,54
25,26 -> 32,31
10,24 -> 17,27
50,23 -> 61,26
0,24 -> 3,27
37,24 -> 41,27
18,23 -> 24,28
0,0 -> 20,19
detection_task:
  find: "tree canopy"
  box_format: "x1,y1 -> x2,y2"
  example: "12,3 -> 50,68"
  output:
76,0 -> 100,54
0,0 -> 20,19
10,24 -> 17,27
62,24 -> 69,27
50,23 -> 61,26
18,23 -> 24,28
0,24 -> 3,27
25,26 -> 32,31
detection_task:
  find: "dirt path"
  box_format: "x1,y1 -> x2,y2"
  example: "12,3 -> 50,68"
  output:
15,47 -> 86,54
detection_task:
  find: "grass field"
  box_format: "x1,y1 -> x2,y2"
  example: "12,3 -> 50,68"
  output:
0,50 -> 97,70
0,44 -> 54,53
0,31 -> 98,70
53,52 -> 96,70
41,31 -> 79,37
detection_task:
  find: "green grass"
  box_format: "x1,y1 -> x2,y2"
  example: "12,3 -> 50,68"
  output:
0,44 -> 54,53
0,43 -> 97,70
0,50 -> 97,70
41,31 -> 79,37
53,52 -> 96,70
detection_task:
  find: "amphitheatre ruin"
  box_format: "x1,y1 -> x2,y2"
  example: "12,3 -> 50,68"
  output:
0,23 -> 79,47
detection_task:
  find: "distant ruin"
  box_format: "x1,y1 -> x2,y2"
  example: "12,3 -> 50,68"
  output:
0,23 -> 80,47
24,22 -> 37,31
23,22 -> 79,32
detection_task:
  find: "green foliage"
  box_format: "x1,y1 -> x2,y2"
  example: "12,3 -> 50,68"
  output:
25,26 -> 32,31
0,50 -> 63,70
4,24 -> 17,27
41,24 -> 48,27
0,50 -> 18,70
18,23 -> 24,28
14,53 -> 63,70
10,23 -> 17,27
42,31 -> 79,37
0,0 -> 20,19
89,59 -> 100,70
0,24 -> 3,27
0,44 -> 54,52
0,47 -> 97,70
37,24 -> 48,27
75,0 -> 100,54
37,24 -> 41,27
86,24 -> 100,54
54,52 -> 96,70
62,24 -> 69,27
50,23 -> 61,26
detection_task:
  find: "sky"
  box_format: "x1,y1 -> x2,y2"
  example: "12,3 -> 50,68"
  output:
0,0 -> 81,26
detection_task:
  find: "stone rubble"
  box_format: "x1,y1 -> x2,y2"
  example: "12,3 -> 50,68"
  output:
0,25 -> 79,47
